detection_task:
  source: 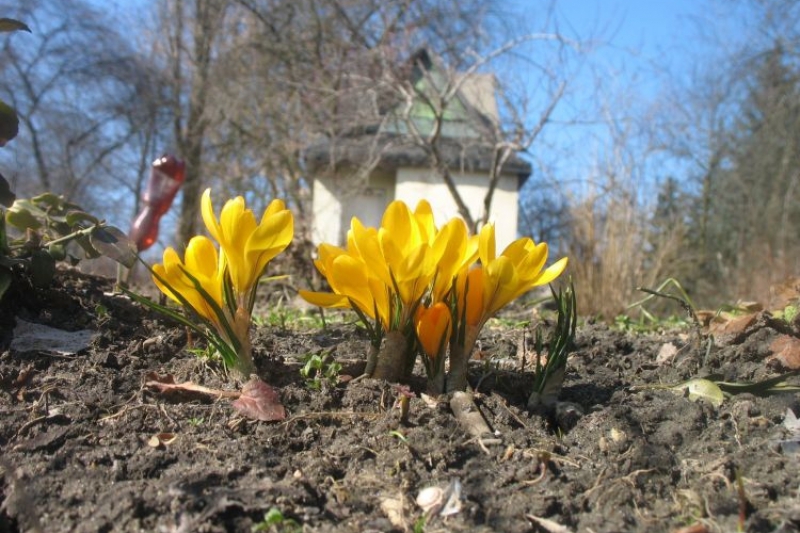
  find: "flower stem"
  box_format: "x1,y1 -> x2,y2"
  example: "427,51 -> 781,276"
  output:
446,325 -> 480,393
426,371 -> 445,396
372,330 -> 413,382
231,306 -> 255,378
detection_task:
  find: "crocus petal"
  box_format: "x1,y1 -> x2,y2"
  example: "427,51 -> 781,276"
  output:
531,256 -> 569,286
431,219 -> 470,301
183,236 -> 224,310
478,224 -> 496,265
152,261 -> 181,305
382,200 -> 415,248
500,238 -> 531,264
414,200 -> 436,243
484,256 -> 518,315
152,243 -> 223,324
328,255 -> 378,320
514,241 -> 548,279
247,210 -> 294,279
458,267 -> 485,327
351,218 -> 391,286
202,189 -> 295,297
184,236 -> 219,279
261,198 -> 287,220
200,189 -> 222,243
367,277 -> 391,329
220,197 -> 254,254
298,290 -> 351,309
315,243 -> 348,277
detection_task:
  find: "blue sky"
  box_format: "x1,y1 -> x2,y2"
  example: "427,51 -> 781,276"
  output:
504,0 -> 724,198
564,0 -> 694,49
554,0 -> 699,64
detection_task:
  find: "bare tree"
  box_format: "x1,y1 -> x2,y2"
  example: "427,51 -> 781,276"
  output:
389,40 -> 572,231
121,0 -> 590,249
144,0 -> 232,243
650,0 -> 800,303
0,0 -> 149,218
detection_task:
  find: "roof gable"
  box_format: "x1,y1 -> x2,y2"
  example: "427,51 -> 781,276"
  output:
382,49 -> 497,139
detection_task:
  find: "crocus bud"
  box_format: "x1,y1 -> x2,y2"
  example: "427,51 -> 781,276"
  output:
415,302 -> 452,360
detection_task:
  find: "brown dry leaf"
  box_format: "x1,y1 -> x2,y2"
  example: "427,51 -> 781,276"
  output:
144,372 -> 240,403
695,310 -> 716,328
231,378 -> 285,422
768,335 -> 800,370
526,514 -> 573,533
147,432 -> 177,448
380,496 -> 406,529
707,312 -> 758,345
769,277 -> 800,310
672,523 -> 711,533
736,301 -> 764,313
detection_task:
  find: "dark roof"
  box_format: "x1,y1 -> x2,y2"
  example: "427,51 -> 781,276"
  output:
304,48 -> 532,183
305,133 -> 532,178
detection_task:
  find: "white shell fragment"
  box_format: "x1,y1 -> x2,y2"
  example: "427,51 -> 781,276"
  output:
415,486 -> 444,513
415,478 -> 463,517
779,408 -> 800,455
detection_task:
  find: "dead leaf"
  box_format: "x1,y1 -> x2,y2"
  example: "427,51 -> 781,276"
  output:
707,312 -> 758,345
656,342 -> 679,365
769,277 -> 800,310
674,378 -> 724,407
147,433 -> 177,448
144,372 -> 240,403
672,523 -> 711,533
231,378 -> 285,422
779,408 -> 800,455
380,496 -> 406,528
736,301 -> 764,313
526,514 -> 574,533
695,310 -> 716,328
768,335 -> 800,370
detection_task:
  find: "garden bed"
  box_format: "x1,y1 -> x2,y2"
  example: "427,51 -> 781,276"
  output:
1,269 -> 799,533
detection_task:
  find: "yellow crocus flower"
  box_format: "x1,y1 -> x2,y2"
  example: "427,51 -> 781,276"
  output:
349,218 -> 392,288
201,189 -> 294,299
345,203 -> 435,314
447,225 -> 567,392
299,226 -> 392,328
327,254 -> 391,329
153,235 -> 224,324
465,224 -> 568,327
378,200 -> 425,264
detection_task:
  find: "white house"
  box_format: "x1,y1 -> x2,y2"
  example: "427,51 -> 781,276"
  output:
305,50 -> 531,250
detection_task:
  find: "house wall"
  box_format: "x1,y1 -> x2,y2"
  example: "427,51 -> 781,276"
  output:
395,167 -> 519,250
310,174 -> 342,245
311,168 -> 395,245
312,166 -> 520,250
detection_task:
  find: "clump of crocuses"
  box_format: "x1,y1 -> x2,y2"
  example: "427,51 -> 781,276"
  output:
139,189 -> 293,378
301,200 -> 567,393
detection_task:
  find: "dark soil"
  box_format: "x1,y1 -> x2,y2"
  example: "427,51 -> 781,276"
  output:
2,268 -> 800,533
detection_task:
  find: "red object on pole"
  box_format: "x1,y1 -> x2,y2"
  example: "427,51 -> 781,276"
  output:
129,154 -> 185,251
